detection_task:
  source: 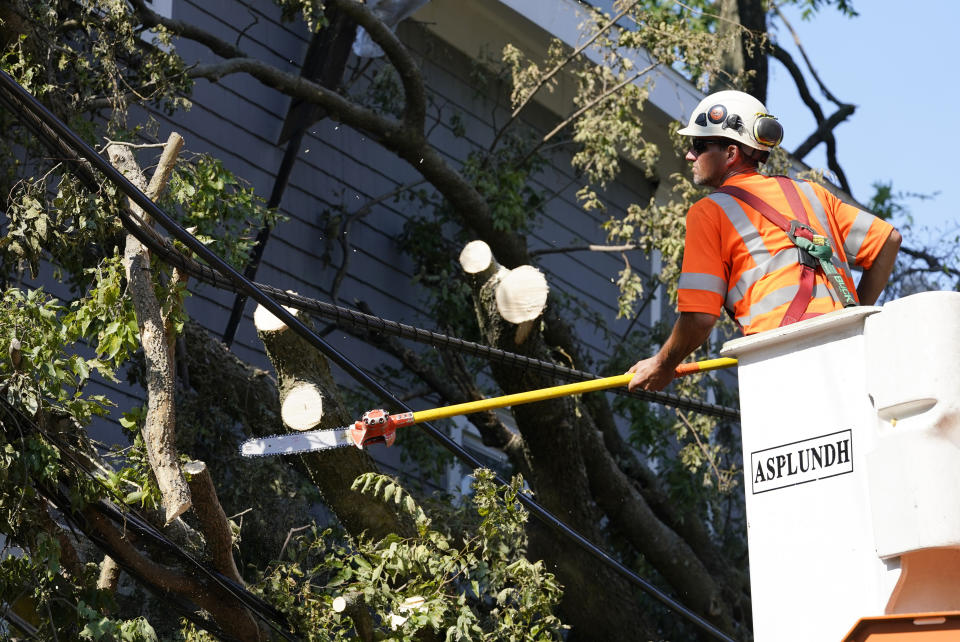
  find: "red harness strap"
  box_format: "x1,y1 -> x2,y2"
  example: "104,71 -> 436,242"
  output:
715,177 -> 817,327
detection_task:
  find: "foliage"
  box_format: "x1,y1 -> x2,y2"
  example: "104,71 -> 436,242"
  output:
160,154 -> 285,270
0,0 -> 191,126
259,469 -> 566,641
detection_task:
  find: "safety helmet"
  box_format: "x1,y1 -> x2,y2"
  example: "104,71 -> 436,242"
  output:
678,90 -> 783,152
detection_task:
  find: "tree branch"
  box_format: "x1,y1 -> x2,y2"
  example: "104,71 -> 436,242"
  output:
107,135 -> 190,524
129,0 -> 247,60
768,42 -> 855,193
791,103 -> 854,160
900,245 -> 959,277
328,0 -> 426,130
331,178 -> 426,302
772,3 -> 845,106
84,507 -> 262,640
529,243 -> 638,258
187,51 -> 527,268
489,0 -> 643,153
184,460 -> 243,585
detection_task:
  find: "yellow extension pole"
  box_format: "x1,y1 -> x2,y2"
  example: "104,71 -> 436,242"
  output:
411,357 -> 738,425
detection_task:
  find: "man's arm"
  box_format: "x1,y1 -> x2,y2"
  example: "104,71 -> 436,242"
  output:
857,228 -> 901,305
627,311 -> 719,392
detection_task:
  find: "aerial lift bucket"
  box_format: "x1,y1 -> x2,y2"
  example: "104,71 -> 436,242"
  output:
720,291 -> 960,641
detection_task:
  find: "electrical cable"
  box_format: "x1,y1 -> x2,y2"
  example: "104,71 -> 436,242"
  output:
0,399 -> 298,641
0,70 -> 739,642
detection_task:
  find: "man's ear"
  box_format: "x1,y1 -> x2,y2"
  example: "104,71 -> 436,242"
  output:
724,143 -> 740,166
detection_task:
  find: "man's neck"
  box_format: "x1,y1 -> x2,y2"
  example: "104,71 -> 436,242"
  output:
719,164 -> 758,185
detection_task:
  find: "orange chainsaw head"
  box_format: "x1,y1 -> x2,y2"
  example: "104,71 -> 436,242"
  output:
348,409 -> 415,448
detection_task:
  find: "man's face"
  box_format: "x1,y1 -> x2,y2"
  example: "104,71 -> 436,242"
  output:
685,138 -> 729,187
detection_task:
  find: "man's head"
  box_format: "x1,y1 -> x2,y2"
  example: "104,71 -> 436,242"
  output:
679,90 -> 783,186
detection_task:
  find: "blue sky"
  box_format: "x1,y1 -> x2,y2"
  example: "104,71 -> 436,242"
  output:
766,1 -> 959,239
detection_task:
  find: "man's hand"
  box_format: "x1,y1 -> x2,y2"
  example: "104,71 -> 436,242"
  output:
625,311 -> 720,393
627,356 -> 675,392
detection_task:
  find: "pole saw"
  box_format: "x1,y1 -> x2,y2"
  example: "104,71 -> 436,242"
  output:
239,357 -> 738,457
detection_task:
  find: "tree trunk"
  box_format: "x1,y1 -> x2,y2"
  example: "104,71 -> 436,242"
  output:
254,303 -> 412,540
464,248 -> 656,639
717,0 -> 769,101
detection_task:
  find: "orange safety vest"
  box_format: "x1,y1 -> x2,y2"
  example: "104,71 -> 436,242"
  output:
678,172 -> 894,335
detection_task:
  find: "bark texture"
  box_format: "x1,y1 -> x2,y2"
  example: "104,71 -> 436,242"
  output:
183,460 -> 243,585
255,304 -> 412,540
107,134 -> 190,524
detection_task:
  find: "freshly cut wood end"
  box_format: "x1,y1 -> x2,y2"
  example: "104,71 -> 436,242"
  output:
253,297 -> 300,332
332,596 -> 347,613
459,240 -> 493,274
281,383 -> 324,431
182,460 -> 207,475
495,265 -> 549,324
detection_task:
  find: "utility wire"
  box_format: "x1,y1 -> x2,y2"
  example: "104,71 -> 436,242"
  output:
0,400 -> 298,641
0,70 -> 739,642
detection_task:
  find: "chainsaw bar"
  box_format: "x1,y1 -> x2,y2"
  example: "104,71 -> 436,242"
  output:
240,427 -> 354,457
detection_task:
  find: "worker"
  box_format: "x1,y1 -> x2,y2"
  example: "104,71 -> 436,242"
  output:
628,90 -> 901,392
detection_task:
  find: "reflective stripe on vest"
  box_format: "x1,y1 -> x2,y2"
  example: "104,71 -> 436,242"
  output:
677,272 -> 727,297
736,283 -> 835,329
794,181 -> 855,291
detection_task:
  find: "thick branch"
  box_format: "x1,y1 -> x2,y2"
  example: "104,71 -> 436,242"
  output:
578,422 -> 732,630
183,460 -> 243,585
255,305 -> 412,540
328,0 -> 426,130
189,58 -> 527,267
129,0 -> 246,59
107,135 -> 190,524
529,243 -> 638,258
84,507 -> 261,640
189,58 -> 399,137
791,103 -> 854,160
85,509 -> 200,595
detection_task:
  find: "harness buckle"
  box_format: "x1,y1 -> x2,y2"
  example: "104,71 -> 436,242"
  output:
787,219 -> 815,244
787,220 -> 819,269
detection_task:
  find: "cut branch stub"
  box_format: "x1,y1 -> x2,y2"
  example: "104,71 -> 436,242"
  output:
254,300 -> 330,432
252,301 -> 299,333
183,460 -> 244,585
459,239 -> 504,283
495,265 -> 549,344
280,383 -> 324,431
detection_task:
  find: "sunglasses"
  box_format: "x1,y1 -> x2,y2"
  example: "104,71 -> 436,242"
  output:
690,138 -> 730,156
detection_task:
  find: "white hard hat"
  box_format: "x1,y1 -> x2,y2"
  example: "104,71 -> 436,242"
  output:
678,90 -> 783,152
